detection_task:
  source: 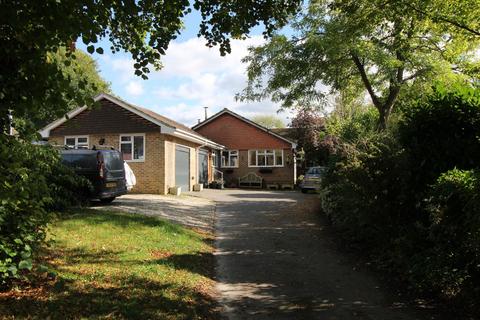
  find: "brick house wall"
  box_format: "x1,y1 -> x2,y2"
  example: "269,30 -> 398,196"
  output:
49,132 -> 167,194
48,99 -> 204,194
195,112 -> 295,187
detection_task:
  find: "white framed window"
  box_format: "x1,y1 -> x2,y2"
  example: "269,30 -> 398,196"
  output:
119,134 -> 145,162
248,149 -> 284,167
212,151 -> 219,168
65,135 -> 89,149
221,150 -> 239,168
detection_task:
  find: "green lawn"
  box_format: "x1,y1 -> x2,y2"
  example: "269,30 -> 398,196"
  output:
0,209 -> 219,319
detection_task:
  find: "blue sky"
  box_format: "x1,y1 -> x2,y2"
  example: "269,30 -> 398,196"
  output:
78,10 -> 295,127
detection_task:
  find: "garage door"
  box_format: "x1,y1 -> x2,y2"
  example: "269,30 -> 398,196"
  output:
175,145 -> 190,191
198,149 -> 209,186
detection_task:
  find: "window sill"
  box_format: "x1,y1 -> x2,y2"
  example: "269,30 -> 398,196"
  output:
248,165 -> 284,168
125,159 -> 145,163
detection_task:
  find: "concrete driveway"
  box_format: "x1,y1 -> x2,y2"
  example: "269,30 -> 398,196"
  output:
197,189 -> 436,320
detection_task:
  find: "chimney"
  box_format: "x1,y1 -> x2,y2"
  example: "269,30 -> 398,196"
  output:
204,106 -> 208,120
197,119 -> 201,124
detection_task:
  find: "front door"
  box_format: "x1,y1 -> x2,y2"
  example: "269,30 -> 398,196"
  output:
175,145 -> 190,191
198,149 -> 209,186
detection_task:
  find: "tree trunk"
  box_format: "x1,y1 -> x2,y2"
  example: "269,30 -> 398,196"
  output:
376,96 -> 396,131
377,107 -> 389,131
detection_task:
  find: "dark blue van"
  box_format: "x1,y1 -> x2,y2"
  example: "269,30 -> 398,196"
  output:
60,148 -> 127,203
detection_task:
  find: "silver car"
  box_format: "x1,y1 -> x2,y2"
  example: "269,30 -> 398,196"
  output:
300,166 -> 327,193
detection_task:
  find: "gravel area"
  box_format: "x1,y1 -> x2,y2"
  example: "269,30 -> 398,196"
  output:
91,193 -> 216,232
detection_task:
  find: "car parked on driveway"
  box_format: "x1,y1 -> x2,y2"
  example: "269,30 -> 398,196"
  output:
300,166 -> 327,193
60,148 -> 127,203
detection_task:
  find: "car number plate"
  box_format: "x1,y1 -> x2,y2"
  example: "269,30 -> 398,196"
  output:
106,182 -> 117,188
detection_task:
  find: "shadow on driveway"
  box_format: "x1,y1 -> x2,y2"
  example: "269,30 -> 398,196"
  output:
197,189 -> 440,320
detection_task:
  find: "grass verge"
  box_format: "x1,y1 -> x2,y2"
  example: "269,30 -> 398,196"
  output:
0,209 -> 219,319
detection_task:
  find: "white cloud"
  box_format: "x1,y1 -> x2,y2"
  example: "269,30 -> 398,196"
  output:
100,35 -> 293,127
125,81 -> 144,96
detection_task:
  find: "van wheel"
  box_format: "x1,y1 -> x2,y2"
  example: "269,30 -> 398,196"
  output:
100,197 -> 115,204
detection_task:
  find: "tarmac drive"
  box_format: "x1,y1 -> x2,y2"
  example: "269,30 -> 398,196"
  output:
199,189 -> 437,320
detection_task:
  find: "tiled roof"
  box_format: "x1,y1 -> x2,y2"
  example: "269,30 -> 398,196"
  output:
124,101 -> 199,135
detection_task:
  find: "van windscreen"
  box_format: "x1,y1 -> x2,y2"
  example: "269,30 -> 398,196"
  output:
61,153 -> 97,170
102,152 -> 124,171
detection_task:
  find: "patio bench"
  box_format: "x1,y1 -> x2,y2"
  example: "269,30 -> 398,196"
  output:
238,172 -> 263,188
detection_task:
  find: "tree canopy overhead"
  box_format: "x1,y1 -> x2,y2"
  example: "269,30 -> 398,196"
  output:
251,114 -> 285,129
240,0 -> 480,130
1,0 -> 302,136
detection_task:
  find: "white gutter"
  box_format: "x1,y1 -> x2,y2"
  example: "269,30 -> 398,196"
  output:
173,129 -> 225,150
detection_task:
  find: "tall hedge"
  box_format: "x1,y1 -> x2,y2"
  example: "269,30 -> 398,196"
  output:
399,85 -> 480,189
320,84 -> 480,313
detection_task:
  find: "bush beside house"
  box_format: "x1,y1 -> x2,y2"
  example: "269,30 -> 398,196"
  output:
0,135 -> 91,285
319,84 -> 480,314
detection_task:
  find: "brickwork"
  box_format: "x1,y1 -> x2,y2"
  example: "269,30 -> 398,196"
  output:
50,132 -> 167,194
196,113 -> 291,149
45,96 -> 214,195
50,99 -> 159,136
195,112 -> 296,186
221,149 -> 295,187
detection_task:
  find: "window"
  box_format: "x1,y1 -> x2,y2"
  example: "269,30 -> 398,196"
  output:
120,134 -> 145,161
212,151 -> 219,168
65,136 -> 89,149
221,150 -> 238,168
248,149 -> 284,167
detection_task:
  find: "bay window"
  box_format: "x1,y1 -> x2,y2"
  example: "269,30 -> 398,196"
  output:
120,134 -> 145,161
221,150 -> 238,168
248,149 -> 284,167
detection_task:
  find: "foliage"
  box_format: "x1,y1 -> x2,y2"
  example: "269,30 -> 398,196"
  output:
47,160 -> 93,212
251,114 -> 285,129
325,107 -> 378,144
0,209 -> 216,319
0,136 -> 91,284
240,0 -> 480,129
289,108 -> 325,166
41,48 -> 110,127
418,169 -> 480,305
0,136 -> 54,283
399,83 -> 480,188
320,84 -> 480,313
320,132 -> 413,244
13,48 -> 111,134
1,0 -> 301,137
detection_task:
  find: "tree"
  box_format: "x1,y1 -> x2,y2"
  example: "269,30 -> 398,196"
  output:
251,115 -> 285,128
1,0 -> 302,137
289,108 -> 325,167
38,48 -> 110,128
240,0 -> 480,130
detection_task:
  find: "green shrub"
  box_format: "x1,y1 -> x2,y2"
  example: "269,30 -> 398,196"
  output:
320,132 -> 415,247
325,107 -> 378,143
47,159 -> 92,211
416,169 -> 480,306
399,84 -> 480,189
0,135 -> 91,284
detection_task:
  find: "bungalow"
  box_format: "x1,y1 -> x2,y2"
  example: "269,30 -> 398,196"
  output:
192,108 -> 297,188
40,93 -> 223,194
